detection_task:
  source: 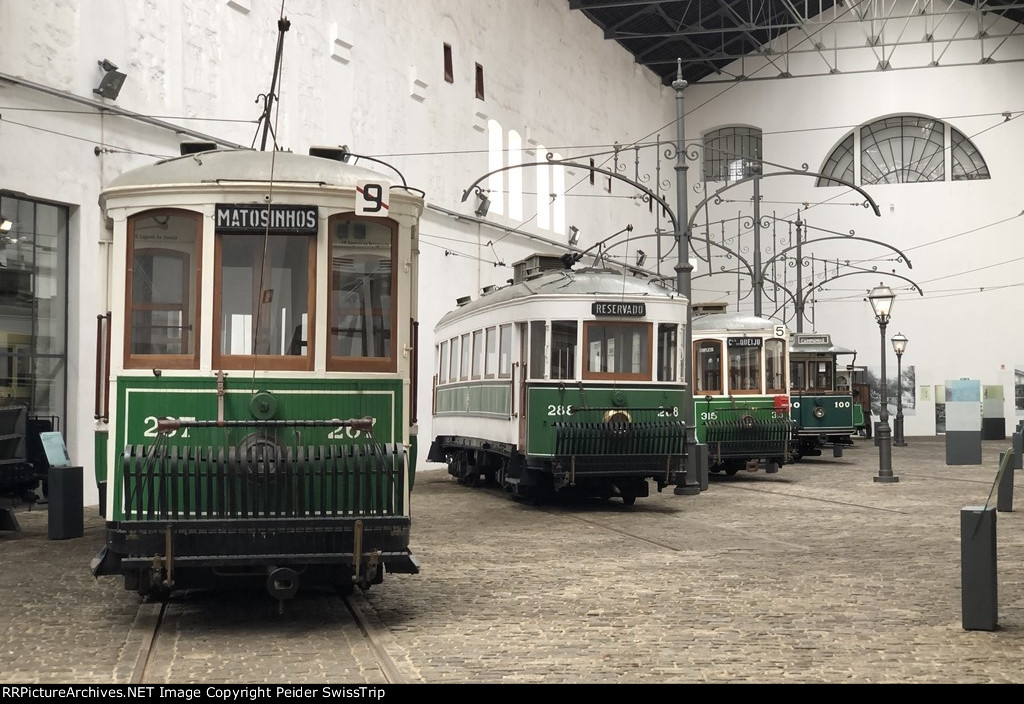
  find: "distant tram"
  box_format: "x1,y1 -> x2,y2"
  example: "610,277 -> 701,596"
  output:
788,332 -> 861,459
427,253 -> 691,505
691,311 -> 795,475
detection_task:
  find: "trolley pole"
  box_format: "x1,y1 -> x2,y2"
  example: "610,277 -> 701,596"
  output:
672,60 -> 704,495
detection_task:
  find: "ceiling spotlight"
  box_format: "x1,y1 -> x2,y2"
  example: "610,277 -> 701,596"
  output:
568,225 -> 580,246
474,189 -> 490,218
94,59 -> 127,100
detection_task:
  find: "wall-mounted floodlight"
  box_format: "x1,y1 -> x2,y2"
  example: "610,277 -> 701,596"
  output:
474,188 -> 490,217
94,59 -> 127,100
568,225 -> 580,246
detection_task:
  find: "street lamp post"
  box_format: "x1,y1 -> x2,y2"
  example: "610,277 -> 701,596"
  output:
891,332 -> 908,447
867,284 -> 899,483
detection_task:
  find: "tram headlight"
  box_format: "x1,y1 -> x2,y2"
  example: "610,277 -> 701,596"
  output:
604,409 -> 632,425
813,406 -> 826,419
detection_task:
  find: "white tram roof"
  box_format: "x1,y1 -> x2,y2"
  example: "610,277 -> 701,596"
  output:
102,148 -> 398,193
691,312 -> 780,334
435,266 -> 682,330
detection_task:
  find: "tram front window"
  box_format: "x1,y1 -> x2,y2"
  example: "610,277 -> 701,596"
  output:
217,232 -> 313,368
328,217 -> 397,372
727,337 -> 761,393
126,210 -> 200,367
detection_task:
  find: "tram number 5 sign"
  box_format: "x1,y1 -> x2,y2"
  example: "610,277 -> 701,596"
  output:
356,181 -> 390,216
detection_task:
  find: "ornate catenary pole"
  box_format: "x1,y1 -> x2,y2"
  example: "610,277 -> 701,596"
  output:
672,60 -> 703,495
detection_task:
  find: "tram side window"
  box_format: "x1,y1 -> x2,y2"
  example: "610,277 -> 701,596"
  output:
438,340 -> 448,383
472,330 -> 484,379
498,324 -> 512,378
460,334 -> 471,381
448,337 -> 459,381
484,327 -> 497,377
694,339 -> 722,394
550,320 -> 577,380
583,321 -> 651,381
765,339 -> 786,393
216,231 -> 313,370
126,210 -> 201,368
657,323 -> 678,382
727,338 -> 761,393
328,217 -> 396,372
529,321 -> 545,380
812,360 -> 833,391
790,361 -> 807,391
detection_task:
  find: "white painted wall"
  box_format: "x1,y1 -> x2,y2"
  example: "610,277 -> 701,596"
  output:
0,1 -> 1022,508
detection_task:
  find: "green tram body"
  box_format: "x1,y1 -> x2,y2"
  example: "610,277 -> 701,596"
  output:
691,312 -> 795,474
428,256 -> 689,505
90,147 -> 423,600
788,332 -> 860,460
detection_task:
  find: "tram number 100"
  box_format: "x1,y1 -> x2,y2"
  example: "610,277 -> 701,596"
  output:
790,401 -> 852,409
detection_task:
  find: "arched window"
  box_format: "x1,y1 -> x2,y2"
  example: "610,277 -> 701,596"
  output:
703,126 -> 762,182
815,134 -> 854,188
861,116 -> 944,184
817,115 -> 990,187
951,127 -> 990,181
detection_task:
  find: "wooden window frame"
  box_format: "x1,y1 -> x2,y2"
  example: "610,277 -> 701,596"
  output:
124,209 -> 202,370
693,338 -> 723,395
326,215 -> 398,373
726,343 -> 762,395
582,321 -> 652,382
213,230 -> 315,372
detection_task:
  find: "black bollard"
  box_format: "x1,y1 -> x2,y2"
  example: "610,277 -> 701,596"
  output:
997,452 -> 1014,512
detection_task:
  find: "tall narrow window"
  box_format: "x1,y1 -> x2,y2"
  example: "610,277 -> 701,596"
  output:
529,321 -> 545,380
703,126 -> 762,182
694,339 -> 722,394
507,130 -> 523,220
764,339 -> 786,393
472,329 -> 484,379
498,324 -> 512,378
127,209 -> 201,369
327,215 -> 395,372
216,229 -> 313,371
549,321 -> 577,380
487,120 -> 504,216
475,62 -> 485,100
438,341 -> 448,383
443,43 -> 453,83
657,323 -> 678,382
484,327 -> 497,377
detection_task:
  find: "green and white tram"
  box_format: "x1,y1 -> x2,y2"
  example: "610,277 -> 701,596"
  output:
427,253 -> 690,505
90,144 -> 423,601
691,311 -> 795,474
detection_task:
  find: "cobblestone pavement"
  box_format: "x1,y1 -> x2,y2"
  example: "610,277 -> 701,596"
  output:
1,436 -> 1022,684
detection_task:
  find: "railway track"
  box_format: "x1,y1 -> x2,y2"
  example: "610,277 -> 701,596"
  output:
124,590 -> 412,684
